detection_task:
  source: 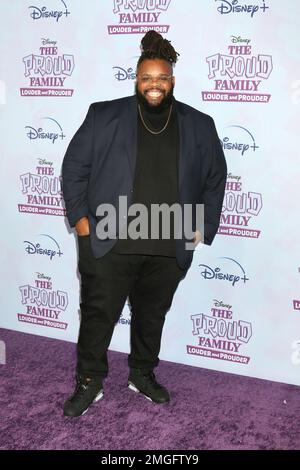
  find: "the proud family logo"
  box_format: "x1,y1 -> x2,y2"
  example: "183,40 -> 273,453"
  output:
20,38 -> 74,97
28,0 -> 70,21
202,35 -> 273,103
18,158 -> 65,217
220,125 -> 259,157
18,273 -> 68,330
23,234 -> 63,260
198,257 -> 249,287
108,0 -> 171,35
113,65 -> 136,81
218,173 -> 262,238
187,299 -> 252,364
215,0 -> 269,18
25,117 -> 66,144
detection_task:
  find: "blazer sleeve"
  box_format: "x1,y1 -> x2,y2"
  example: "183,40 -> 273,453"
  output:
201,117 -> 227,245
61,103 -> 95,228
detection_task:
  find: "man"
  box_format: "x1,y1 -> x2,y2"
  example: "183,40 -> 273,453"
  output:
61,30 -> 227,417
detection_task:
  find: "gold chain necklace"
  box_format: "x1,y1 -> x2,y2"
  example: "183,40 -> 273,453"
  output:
138,103 -> 173,135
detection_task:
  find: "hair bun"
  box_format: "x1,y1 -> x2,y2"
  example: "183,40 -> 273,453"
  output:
141,30 -> 163,53
138,30 -> 179,67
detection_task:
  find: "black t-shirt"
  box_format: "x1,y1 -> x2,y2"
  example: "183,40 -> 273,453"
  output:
111,97 -> 179,257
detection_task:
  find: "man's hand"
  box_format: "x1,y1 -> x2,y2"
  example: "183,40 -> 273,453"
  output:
193,230 -> 203,246
75,217 -> 90,236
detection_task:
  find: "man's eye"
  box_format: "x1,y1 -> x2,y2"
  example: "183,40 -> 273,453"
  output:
141,76 -> 169,82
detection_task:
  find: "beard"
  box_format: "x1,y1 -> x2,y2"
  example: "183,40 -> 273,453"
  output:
135,82 -> 174,114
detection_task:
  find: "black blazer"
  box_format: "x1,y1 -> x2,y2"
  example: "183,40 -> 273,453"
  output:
62,94 -> 227,270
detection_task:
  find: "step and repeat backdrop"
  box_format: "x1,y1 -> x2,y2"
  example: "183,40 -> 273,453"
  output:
1,0 -> 300,385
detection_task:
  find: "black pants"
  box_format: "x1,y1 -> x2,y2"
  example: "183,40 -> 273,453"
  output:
76,235 -> 188,379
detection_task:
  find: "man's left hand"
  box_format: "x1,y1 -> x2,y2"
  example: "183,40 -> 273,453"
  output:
193,230 -> 203,246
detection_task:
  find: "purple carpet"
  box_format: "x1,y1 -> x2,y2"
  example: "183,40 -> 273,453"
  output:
0,327 -> 300,450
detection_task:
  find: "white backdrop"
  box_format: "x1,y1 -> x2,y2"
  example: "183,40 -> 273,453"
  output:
1,0 -> 300,386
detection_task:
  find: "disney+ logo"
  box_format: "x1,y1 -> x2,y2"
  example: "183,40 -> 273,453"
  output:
25,118 -> 65,144
198,257 -> 249,286
215,0 -> 269,17
220,125 -> 259,156
113,66 -> 136,81
28,0 -> 70,21
23,235 -> 63,260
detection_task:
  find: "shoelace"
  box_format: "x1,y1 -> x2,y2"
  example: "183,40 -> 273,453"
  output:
144,372 -> 155,380
74,382 -> 89,398
78,377 -> 102,389
142,372 -> 161,388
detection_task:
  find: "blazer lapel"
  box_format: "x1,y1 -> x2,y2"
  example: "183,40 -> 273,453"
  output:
174,99 -> 189,191
122,95 -> 138,182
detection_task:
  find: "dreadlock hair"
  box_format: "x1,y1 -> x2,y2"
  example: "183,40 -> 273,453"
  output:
136,30 -> 180,71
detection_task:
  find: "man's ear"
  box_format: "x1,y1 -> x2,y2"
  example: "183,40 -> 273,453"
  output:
172,76 -> 175,87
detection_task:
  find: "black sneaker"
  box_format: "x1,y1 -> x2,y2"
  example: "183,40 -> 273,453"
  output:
63,374 -> 104,417
128,369 -> 170,404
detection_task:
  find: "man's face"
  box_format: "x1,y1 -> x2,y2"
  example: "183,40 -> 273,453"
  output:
135,58 -> 175,112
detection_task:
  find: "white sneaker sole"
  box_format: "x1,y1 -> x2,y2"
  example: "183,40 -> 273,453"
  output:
128,382 -> 153,402
81,390 -> 104,416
